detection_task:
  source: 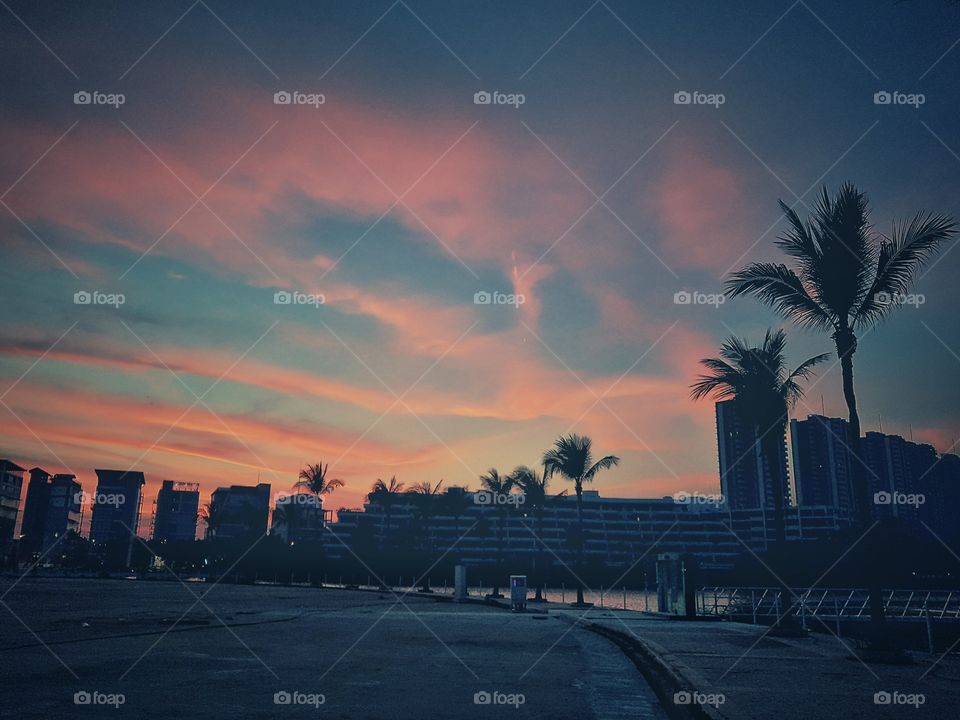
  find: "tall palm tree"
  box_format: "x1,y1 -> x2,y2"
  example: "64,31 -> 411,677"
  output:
511,465 -> 566,601
296,462 -> 345,507
691,330 -> 828,627
726,183 -> 956,634
407,480 -> 443,591
367,476 -> 405,551
479,469 -> 515,598
542,435 -> 620,605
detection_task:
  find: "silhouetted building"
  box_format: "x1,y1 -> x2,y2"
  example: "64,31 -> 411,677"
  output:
0,460 -> 25,561
20,468 -> 51,557
916,451 -> 960,545
89,469 -> 145,567
862,432 -> 928,527
152,480 -> 199,543
20,468 -> 82,558
270,493 -> 326,545
208,483 -> 270,541
790,415 -> 855,517
715,400 -> 790,511
330,489 -> 849,570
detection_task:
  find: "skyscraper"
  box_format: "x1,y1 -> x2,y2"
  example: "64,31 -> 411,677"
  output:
20,469 -> 82,558
790,415 -> 855,516
0,460 -> 25,563
862,432 -> 934,529
153,480 -> 200,543
89,469 -> 145,567
715,399 -> 790,511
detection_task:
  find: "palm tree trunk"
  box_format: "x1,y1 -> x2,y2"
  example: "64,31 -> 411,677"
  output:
576,485 -> 585,605
836,330 -> 887,643
534,511 -> 544,601
492,511 -> 503,597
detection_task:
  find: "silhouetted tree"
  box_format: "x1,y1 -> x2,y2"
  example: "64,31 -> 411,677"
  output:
407,480 -> 443,591
511,465 -> 566,601
479,469 -> 515,597
542,435 -> 619,605
726,183 -> 956,638
692,329 -> 828,627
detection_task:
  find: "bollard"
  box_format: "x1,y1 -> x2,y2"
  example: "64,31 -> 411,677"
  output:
600,586 -> 604,608
925,608 -> 934,654
623,586 -> 627,610
561,583 -> 565,604
752,590 -> 757,625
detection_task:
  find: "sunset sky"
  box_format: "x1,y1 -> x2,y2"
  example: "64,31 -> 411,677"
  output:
2,0 -> 959,520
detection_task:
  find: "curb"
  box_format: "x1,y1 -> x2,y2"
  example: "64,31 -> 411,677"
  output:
581,621 -> 728,720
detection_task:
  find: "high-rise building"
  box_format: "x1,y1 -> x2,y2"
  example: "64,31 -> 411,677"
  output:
89,470 -> 145,566
207,483 -> 270,541
20,469 -> 82,559
152,480 -> 200,543
716,400 -> 790,510
862,432 -> 937,529
790,415 -> 855,516
0,460 -> 25,562
20,468 -> 52,557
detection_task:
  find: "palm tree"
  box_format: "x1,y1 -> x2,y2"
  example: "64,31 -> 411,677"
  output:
511,465 -> 566,601
296,462 -> 345,507
726,183 -> 956,635
407,480 -> 443,591
479,469 -> 515,597
542,435 -> 620,605
691,330 -> 828,627
367,476 -> 405,551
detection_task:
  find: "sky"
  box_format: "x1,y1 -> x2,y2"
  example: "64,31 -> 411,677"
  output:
1,0 -> 960,522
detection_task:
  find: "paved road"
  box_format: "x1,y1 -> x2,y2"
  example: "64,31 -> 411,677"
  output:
0,577 -> 666,719
564,607 -> 960,720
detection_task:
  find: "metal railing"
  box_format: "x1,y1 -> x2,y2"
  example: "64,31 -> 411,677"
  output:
697,586 -> 960,624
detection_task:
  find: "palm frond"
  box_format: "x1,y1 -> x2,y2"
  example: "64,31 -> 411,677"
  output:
857,212 -> 957,328
725,263 -> 833,330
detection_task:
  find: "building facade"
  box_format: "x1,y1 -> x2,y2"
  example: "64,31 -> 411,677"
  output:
152,480 -> 200,543
790,415 -> 855,516
326,489 -> 849,571
270,493 -> 326,545
208,483 -> 271,541
0,460 -> 25,563
89,470 -> 145,566
716,399 -> 790,511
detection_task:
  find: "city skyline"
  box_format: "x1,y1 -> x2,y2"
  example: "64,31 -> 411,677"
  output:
2,1 -> 960,516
